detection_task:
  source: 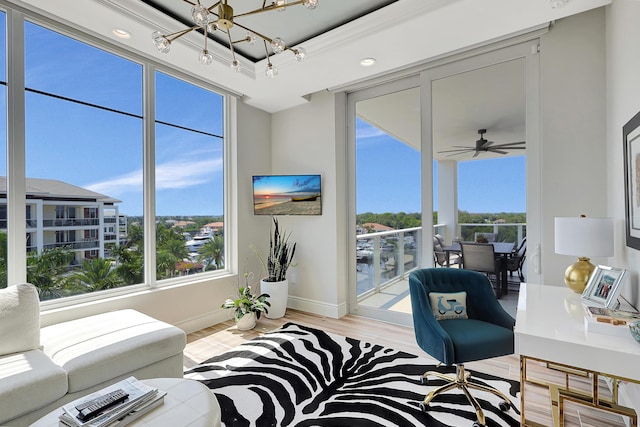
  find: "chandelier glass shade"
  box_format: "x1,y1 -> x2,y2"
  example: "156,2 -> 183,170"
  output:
152,0 -> 318,78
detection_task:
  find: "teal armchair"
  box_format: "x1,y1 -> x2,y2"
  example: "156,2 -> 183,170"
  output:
408,268 -> 515,427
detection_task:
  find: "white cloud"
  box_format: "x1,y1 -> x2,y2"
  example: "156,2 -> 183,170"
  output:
86,157 -> 222,196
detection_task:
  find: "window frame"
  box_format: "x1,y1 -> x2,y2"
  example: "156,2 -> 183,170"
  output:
1,4 -> 235,309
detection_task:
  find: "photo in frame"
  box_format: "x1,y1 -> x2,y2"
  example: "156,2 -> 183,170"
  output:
623,109 -> 640,250
581,265 -> 627,309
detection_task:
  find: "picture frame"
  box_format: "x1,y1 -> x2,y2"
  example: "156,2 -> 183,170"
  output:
581,265 -> 627,309
623,109 -> 640,250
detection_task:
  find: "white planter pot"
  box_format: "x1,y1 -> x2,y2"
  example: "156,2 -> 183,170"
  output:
260,279 -> 288,319
235,312 -> 256,330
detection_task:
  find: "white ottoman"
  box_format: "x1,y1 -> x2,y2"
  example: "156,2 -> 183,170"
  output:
30,378 -> 221,427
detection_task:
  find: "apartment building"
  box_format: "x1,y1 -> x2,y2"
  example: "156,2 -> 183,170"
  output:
0,177 -> 126,265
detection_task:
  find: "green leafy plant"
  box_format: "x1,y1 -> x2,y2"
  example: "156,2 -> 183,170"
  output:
253,217 -> 296,282
220,281 -> 270,322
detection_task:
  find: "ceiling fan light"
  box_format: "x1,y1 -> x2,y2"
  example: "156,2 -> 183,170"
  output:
271,37 -> 286,54
152,31 -> 171,53
303,0 -> 319,10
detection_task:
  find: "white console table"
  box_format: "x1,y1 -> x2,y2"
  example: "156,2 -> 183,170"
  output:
514,283 -> 640,427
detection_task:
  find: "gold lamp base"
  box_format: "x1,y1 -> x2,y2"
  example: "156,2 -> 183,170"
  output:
564,257 -> 595,293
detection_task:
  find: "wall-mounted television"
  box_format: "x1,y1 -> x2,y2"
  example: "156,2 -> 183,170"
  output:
253,174 -> 322,216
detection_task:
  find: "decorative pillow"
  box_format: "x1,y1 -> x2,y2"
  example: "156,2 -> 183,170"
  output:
0,283 -> 40,356
429,291 -> 468,320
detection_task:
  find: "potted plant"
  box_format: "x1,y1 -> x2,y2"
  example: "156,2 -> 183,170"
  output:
220,275 -> 270,330
253,217 -> 296,319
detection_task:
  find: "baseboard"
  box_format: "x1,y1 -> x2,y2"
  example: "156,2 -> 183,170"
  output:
287,295 -> 347,319
176,308 -> 231,334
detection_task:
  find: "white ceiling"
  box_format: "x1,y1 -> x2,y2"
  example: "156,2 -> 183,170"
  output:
6,0 -> 611,160
10,0 -> 610,113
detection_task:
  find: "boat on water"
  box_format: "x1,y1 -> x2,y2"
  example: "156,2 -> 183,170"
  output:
291,193 -> 319,202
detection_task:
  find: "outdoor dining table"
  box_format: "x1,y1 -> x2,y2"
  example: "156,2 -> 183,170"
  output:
442,241 -> 515,298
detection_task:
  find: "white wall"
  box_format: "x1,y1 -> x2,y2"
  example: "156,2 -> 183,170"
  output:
607,0 -> 640,306
269,90 -> 348,317
538,8 -> 609,286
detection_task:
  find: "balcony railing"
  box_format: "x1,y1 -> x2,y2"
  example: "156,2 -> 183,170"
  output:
356,223 -> 526,301
43,240 -> 99,250
43,218 -> 100,227
356,227 -> 421,302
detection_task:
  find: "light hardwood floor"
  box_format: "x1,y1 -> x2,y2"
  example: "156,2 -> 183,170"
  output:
184,310 -> 629,427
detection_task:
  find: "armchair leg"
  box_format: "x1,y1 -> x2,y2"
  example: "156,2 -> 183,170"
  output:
419,364 -> 512,426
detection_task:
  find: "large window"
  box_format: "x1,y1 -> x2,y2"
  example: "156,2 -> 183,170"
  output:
154,71 -> 224,281
25,21 -> 144,299
0,11 -> 227,301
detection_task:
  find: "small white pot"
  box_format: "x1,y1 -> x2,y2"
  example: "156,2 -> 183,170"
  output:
236,312 -> 256,330
260,279 -> 288,319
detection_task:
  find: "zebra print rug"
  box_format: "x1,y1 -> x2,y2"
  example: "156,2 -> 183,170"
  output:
184,323 -> 520,427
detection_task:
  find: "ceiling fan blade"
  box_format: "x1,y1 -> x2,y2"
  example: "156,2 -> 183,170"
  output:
482,140 -> 494,148
437,147 -> 474,153
491,141 -> 526,148
472,150 -> 480,158
488,149 -> 509,155
444,149 -> 477,157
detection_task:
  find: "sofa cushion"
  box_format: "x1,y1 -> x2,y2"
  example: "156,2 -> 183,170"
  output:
0,283 -> 40,356
41,309 -> 186,393
0,349 -> 68,423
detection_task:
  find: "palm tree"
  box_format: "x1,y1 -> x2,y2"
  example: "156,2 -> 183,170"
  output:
198,235 -> 224,270
27,246 -> 77,300
73,257 -> 122,291
156,249 -> 178,279
110,245 -> 144,285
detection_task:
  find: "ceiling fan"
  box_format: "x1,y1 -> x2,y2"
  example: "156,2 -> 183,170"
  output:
438,129 -> 526,158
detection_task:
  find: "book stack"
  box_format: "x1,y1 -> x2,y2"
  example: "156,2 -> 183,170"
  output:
58,377 -> 165,427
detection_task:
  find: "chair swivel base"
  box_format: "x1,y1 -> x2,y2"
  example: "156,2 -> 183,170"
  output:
419,364 -> 512,427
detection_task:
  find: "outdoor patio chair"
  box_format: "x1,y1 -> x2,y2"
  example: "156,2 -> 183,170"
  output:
507,237 -> 526,282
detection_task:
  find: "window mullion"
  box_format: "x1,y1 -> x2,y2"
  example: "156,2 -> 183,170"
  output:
143,65 -> 156,288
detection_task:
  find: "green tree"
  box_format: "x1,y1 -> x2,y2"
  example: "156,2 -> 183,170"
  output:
198,235 -> 224,270
74,257 -> 122,291
27,246 -> 77,300
111,245 -> 144,285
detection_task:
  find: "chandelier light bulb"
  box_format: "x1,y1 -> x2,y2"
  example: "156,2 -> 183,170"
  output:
192,4 -> 210,27
275,0 -> 287,11
246,33 -> 257,45
152,31 -> 171,53
303,0 -> 319,10
231,60 -> 241,72
199,49 -> 213,65
265,64 -> 278,78
271,37 -> 286,54
294,47 -> 306,62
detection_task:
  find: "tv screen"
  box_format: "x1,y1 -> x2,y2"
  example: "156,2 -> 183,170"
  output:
253,174 -> 322,215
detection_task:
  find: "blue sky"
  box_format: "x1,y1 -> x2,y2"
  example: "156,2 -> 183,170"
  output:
356,118 -> 526,214
20,21 -> 224,217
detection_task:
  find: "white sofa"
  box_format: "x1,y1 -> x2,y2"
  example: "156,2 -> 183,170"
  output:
0,284 -> 187,426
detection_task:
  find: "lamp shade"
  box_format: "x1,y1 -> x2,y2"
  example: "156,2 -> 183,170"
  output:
554,216 -> 614,257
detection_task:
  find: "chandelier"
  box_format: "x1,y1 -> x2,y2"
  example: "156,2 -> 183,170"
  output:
152,0 -> 319,78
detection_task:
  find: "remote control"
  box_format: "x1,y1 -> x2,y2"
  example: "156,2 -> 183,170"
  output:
75,389 -> 129,421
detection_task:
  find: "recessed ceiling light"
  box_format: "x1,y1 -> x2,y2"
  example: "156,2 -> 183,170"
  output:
112,29 -> 131,39
360,58 -> 376,67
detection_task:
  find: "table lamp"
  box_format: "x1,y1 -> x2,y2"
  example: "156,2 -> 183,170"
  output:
554,215 -> 614,293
